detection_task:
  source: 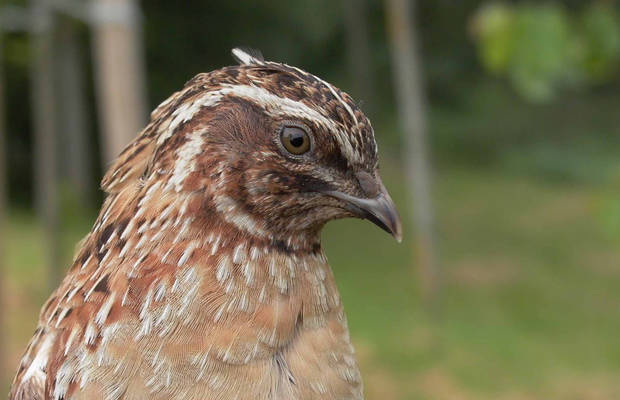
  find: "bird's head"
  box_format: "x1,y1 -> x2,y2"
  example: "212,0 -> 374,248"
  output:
102,48 -> 401,251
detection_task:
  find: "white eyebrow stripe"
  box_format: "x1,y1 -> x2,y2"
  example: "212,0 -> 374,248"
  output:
282,63 -> 358,124
155,83 -> 362,164
231,85 -> 336,125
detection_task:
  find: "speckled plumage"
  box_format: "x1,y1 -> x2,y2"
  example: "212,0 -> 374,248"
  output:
10,49 -> 401,400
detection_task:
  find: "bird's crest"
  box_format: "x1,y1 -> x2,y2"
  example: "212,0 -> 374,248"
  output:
231,47 -> 264,65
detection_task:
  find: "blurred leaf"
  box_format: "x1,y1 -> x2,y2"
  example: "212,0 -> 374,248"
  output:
470,3 -> 516,73
471,2 -> 620,102
579,2 -> 620,81
508,4 -> 575,101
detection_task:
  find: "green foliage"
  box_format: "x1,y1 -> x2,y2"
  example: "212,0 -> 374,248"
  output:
431,78 -> 620,182
469,3 -> 515,74
511,4 -> 578,101
472,2 -> 620,102
580,2 -> 620,81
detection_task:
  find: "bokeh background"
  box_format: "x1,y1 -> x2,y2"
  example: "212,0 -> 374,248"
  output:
1,0 -> 620,398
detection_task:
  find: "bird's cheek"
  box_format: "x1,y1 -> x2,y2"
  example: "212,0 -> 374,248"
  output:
251,170 -> 299,195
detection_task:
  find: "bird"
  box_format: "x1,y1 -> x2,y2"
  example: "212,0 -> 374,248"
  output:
10,48 -> 402,400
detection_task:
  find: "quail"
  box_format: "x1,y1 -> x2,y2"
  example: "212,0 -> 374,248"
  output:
10,48 -> 402,400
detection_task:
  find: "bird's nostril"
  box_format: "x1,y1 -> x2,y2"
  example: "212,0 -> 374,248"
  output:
355,171 -> 380,197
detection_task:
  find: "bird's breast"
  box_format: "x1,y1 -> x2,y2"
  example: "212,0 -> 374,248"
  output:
66,245 -> 361,399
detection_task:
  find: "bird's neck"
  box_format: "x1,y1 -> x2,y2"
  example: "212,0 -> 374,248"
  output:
96,187 -> 342,345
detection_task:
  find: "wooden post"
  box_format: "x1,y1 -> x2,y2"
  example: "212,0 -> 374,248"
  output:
30,0 -> 62,290
385,0 -> 439,309
0,32 -> 7,389
91,0 -> 147,166
55,17 -> 93,207
343,0 -> 375,117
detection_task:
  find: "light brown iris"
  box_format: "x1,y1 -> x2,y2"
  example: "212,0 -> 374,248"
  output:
280,125 -> 311,155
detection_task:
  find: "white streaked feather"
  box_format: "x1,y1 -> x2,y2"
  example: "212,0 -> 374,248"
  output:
231,47 -> 264,65
21,332 -> 55,383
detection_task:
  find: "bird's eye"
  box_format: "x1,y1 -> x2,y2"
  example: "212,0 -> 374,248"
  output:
280,125 -> 311,155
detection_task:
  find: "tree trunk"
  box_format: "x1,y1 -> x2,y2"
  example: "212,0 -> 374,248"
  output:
91,0 -> 147,166
385,0 -> 439,309
30,0 -> 62,290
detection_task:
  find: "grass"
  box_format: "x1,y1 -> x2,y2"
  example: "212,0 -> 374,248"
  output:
3,164 -> 620,399
324,165 -> 620,399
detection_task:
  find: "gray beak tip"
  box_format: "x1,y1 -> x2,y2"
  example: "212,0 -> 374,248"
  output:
325,189 -> 403,242
394,227 -> 403,243
383,203 -> 403,243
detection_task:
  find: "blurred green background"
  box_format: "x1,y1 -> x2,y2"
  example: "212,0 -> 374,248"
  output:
2,0 -> 620,398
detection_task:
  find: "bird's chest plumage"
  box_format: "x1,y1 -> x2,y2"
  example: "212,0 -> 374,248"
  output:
63,244 -> 362,400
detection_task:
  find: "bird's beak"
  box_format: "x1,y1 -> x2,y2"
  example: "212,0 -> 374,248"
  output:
325,177 -> 402,243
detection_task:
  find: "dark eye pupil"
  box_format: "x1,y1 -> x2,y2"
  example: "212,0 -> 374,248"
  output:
290,134 -> 304,147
